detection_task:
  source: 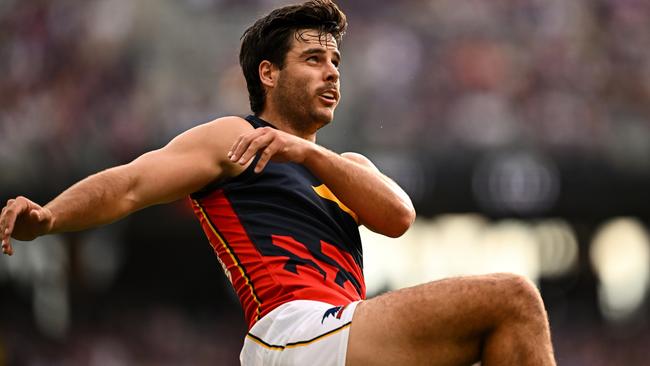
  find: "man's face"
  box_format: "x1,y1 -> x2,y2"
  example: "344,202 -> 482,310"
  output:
271,29 -> 341,132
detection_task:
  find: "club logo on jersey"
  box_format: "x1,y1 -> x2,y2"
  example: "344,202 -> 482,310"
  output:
321,304 -> 348,324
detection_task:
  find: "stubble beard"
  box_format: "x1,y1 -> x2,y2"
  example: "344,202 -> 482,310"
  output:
273,73 -> 332,135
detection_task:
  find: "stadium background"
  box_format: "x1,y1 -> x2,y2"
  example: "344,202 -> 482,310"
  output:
1,0 -> 649,364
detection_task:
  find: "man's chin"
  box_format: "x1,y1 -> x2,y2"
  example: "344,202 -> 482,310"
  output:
313,109 -> 335,127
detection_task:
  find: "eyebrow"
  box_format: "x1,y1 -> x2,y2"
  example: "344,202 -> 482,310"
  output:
300,47 -> 341,62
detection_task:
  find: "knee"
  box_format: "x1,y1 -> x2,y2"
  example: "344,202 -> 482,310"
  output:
494,273 -> 546,318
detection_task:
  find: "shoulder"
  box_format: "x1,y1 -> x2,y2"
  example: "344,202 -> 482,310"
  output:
164,116 -> 255,178
199,116 -> 256,176
341,152 -> 378,170
170,116 -> 254,149
192,115 -> 254,137
209,115 -> 254,129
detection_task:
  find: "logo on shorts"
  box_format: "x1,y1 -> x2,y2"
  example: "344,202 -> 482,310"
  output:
321,304 -> 348,324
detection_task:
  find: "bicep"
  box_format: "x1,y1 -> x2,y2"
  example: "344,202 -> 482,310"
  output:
124,145 -> 220,207
123,117 -> 252,208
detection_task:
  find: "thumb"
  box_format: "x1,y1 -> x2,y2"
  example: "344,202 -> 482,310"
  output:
29,209 -> 42,221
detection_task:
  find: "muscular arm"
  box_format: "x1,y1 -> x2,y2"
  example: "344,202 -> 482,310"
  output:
228,127 -> 415,237
304,148 -> 415,237
1,117 -> 251,253
46,144 -> 210,233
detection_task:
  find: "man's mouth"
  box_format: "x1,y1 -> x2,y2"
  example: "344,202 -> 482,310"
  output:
318,88 -> 339,104
321,91 -> 336,101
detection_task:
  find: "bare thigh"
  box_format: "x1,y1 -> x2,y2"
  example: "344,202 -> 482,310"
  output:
346,273 -> 536,366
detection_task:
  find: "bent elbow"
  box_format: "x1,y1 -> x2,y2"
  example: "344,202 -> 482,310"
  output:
385,206 -> 416,238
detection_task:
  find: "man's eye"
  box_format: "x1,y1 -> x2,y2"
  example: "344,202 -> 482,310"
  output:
307,56 -> 318,62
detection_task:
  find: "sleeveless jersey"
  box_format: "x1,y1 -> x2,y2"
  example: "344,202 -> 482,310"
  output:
189,115 -> 366,329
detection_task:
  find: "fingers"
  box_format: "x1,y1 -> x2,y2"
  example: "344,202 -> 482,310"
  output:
1,198 -> 20,255
2,198 -> 27,238
229,128 -> 275,167
254,141 -> 282,173
0,196 -> 44,255
29,209 -> 43,222
2,242 -> 13,256
1,199 -> 16,243
228,127 -> 307,173
1,213 -> 10,253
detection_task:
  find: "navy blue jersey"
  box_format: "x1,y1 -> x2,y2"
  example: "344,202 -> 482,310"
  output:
190,115 -> 365,329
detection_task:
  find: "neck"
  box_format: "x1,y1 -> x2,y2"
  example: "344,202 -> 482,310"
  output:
258,106 -> 318,143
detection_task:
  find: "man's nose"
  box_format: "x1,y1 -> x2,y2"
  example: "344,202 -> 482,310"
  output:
324,61 -> 339,83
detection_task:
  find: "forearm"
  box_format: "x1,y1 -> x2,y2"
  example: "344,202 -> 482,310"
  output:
303,146 -> 415,237
45,166 -> 139,234
227,125 -> 415,236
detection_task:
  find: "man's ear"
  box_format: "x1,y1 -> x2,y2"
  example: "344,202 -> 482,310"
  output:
259,60 -> 279,88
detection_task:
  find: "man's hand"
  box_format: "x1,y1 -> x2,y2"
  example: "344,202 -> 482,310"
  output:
228,127 -> 312,173
1,197 -> 54,255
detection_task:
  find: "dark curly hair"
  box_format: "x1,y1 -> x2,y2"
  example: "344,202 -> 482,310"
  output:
239,0 -> 347,115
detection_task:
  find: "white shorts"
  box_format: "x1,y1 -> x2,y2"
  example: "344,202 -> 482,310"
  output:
240,300 -> 361,366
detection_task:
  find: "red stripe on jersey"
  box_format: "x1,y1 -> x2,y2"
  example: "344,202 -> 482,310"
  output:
191,191 -> 364,329
191,195 -> 263,327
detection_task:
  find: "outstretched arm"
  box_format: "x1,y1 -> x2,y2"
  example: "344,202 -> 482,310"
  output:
228,127 -> 415,237
1,116 -> 252,255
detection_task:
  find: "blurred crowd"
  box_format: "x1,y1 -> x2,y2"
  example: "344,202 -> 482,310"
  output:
1,304 -> 246,366
345,0 -> 650,164
1,0 -> 650,365
1,0 -> 649,195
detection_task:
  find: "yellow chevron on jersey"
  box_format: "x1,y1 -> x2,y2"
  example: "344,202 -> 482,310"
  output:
312,184 -> 359,224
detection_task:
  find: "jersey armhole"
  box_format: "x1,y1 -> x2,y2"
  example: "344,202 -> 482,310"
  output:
190,115 -> 264,199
